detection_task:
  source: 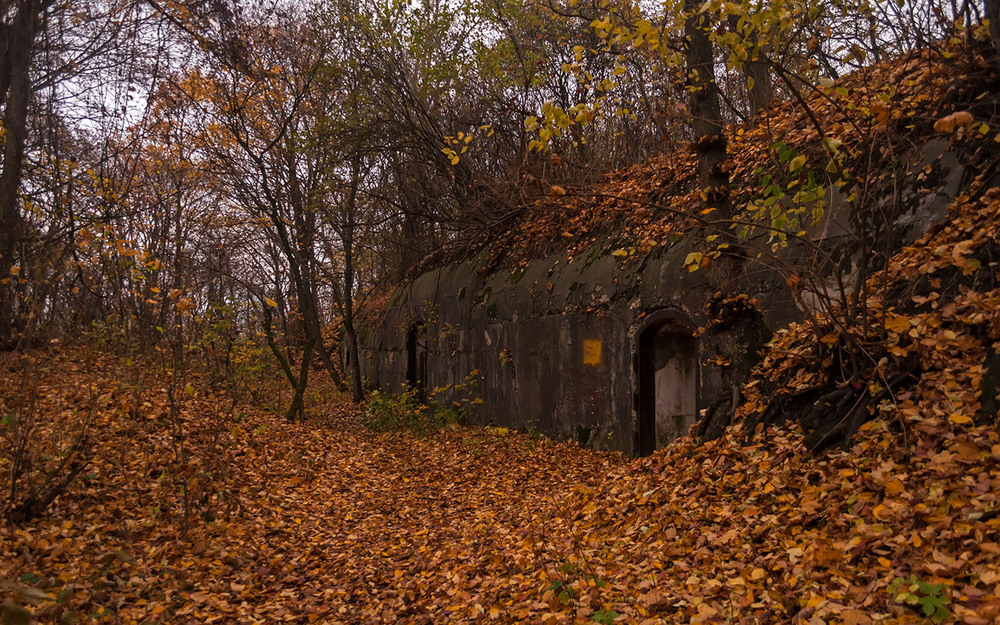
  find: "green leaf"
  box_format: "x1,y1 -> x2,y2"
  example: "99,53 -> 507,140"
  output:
592,610 -> 620,625
789,155 -> 807,172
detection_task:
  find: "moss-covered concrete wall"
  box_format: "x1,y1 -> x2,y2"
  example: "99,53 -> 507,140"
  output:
359,237 -> 796,454
359,137 -> 964,455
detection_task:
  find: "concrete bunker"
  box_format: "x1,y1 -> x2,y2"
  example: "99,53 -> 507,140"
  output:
406,320 -> 428,402
360,125 -> 966,455
635,312 -> 698,456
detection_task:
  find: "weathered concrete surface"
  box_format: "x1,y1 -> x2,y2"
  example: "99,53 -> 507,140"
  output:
360,136 -> 973,455
360,237 -> 790,454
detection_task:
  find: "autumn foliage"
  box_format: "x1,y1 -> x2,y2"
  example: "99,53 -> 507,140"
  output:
480,44 -> 996,273
3,163 -> 1000,620
1,282 -> 999,625
3,0 -> 1000,623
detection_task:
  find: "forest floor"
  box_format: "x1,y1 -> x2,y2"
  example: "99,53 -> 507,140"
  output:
1,346 -> 999,625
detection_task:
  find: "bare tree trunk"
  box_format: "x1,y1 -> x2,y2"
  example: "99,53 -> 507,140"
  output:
987,0 -> 1000,71
343,152 -> 365,402
727,14 -> 773,118
686,1 -> 730,219
284,145 -> 346,391
0,0 -> 47,347
298,280 -> 343,388
287,332 -> 314,422
262,301 -> 298,390
744,50 -> 773,117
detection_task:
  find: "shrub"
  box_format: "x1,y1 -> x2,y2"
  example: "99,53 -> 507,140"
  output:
363,386 -> 466,435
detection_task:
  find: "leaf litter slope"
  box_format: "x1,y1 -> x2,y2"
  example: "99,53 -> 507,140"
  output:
4,47 -> 1000,625
467,46 -> 993,276
2,340 -> 999,624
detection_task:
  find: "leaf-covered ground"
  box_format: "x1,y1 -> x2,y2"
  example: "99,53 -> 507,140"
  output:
1,334 -> 998,624
4,42 -> 1000,625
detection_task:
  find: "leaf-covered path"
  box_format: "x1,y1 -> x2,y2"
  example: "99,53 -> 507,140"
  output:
0,350 -> 626,623
2,348 -> 999,624
227,405 -> 619,623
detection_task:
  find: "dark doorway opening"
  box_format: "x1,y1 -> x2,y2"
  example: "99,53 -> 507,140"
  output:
636,316 -> 698,456
406,322 -> 427,403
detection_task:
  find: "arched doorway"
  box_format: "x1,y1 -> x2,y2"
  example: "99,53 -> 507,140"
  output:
635,314 -> 698,456
406,321 -> 427,403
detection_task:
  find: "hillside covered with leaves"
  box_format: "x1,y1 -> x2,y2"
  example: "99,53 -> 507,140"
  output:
3,0 -> 1000,622
1,272 -> 999,625
4,122 -> 1000,619
430,42 -> 998,276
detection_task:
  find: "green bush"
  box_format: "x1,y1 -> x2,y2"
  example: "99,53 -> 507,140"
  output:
364,387 -> 423,432
363,386 -> 466,435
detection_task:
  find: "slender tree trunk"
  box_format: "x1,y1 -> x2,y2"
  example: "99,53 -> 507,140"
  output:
283,145 -> 346,391
287,332 -> 314,422
262,301 -> 298,390
298,281 -> 344,388
343,152 -> 364,402
268,207 -> 346,391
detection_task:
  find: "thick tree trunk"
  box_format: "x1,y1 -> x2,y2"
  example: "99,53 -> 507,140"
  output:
0,0 -> 45,347
685,1 -> 730,220
988,0 -> 1000,71
746,59 -> 773,117
344,319 -> 364,402
727,14 -> 773,118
